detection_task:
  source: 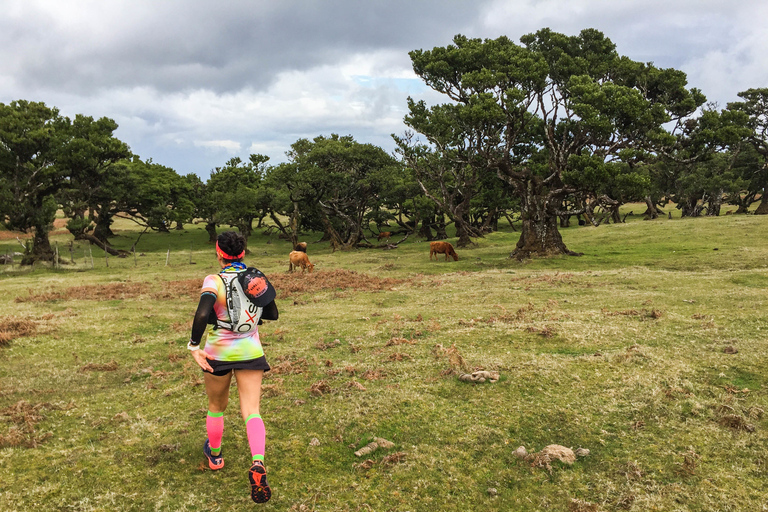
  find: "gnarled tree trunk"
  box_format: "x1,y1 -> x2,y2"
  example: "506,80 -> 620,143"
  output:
21,226 -> 54,265
706,190 -> 723,216
755,190 -> 768,215
93,209 -> 115,243
512,186 -> 581,260
643,196 -> 659,219
205,222 -> 218,243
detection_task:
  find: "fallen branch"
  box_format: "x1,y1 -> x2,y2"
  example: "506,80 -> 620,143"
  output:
74,234 -> 130,257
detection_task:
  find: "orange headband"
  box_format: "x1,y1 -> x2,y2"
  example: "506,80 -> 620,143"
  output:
216,241 -> 245,260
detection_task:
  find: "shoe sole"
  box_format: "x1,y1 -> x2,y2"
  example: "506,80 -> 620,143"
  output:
207,459 -> 224,470
249,464 -> 272,503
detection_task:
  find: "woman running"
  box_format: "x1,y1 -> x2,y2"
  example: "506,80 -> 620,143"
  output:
188,231 -> 278,504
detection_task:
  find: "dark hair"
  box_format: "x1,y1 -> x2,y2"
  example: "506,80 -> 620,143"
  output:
217,231 -> 246,262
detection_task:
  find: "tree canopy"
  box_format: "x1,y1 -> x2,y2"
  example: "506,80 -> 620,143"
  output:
397,29 -> 707,256
2,28 -> 767,264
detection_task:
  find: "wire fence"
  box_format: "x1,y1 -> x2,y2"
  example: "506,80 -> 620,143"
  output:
1,239 -> 201,274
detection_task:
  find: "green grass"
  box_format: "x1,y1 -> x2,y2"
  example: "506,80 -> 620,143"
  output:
1,208 -> 768,511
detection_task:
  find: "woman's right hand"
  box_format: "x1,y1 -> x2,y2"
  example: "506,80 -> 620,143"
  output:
191,349 -> 215,372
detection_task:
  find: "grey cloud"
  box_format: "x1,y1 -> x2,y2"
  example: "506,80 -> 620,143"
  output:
2,0 -> 766,177
2,0 -> 486,95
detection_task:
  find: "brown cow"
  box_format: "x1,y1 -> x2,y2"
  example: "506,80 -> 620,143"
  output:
289,250 -> 314,273
377,232 -> 392,241
294,241 -> 308,252
429,241 -> 458,261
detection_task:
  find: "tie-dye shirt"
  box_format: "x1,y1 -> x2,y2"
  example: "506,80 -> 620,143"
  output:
200,265 -> 264,362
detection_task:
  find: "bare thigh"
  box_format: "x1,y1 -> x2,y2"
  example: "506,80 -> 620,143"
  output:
204,371 -> 233,413
233,369 -> 264,420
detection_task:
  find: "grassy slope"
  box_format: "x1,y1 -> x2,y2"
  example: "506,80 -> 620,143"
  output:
1,210 -> 767,511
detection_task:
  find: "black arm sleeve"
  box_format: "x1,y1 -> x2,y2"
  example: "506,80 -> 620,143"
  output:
260,300 -> 279,321
190,293 -> 217,345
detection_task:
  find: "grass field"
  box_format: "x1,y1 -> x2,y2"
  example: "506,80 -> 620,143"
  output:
1,208 -> 767,511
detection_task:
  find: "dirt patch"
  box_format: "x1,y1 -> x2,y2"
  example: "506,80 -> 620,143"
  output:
0,317 -> 37,345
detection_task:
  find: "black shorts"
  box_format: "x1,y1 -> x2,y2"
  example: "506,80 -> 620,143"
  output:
205,356 -> 271,376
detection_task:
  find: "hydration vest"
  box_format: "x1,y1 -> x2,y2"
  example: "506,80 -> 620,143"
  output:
214,267 -> 275,333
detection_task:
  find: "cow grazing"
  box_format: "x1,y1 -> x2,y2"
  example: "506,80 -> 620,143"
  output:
429,241 -> 458,261
294,241 -> 308,252
377,232 -> 392,241
289,250 -> 314,273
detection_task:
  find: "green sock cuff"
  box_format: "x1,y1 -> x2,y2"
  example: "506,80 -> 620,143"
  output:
252,454 -> 264,462
210,447 -> 221,455
207,411 -> 224,418
244,413 -> 261,423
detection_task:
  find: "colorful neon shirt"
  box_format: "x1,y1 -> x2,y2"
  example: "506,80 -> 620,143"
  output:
200,264 -> 264,362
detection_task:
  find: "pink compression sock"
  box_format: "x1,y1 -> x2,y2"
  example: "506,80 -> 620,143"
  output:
245,413 -> 266,462
206,411 -> 224,455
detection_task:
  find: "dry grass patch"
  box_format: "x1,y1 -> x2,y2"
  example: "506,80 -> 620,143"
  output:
602,308 -> 664,319
13,270 -> 407,304
315,339 -> 341,350
525,325 -> 557,338
361,369 -> 387,381
15,282 -> 151,302
510,272 -> 580,290
433,343 -> 467,373
309,380 -> 331,396
569,499 -> 600,512
718,414 -> 756,432
269,356 -> 309,375
0,317 -> 37,345
385,337 -> 416,347
262,378 -> 284,398
269,269 -> 406,298
79,360 -> 119,372
0,400 -> 62,448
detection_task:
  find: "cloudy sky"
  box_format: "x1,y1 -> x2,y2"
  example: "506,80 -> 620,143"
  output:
2,0 -> 766,178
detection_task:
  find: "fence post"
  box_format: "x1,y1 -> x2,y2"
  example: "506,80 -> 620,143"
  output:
55,242 -> 59,269
166,245 -> 171,266
189,240 -> 193,264
89,242 -> 94,269
133,246 -> 137,266
69,241 -> 74,263
105,244 -> 109,268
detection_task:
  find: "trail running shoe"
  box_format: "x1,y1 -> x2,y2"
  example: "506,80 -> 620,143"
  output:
248,460 -> 271,503
203,439 -> 224,470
